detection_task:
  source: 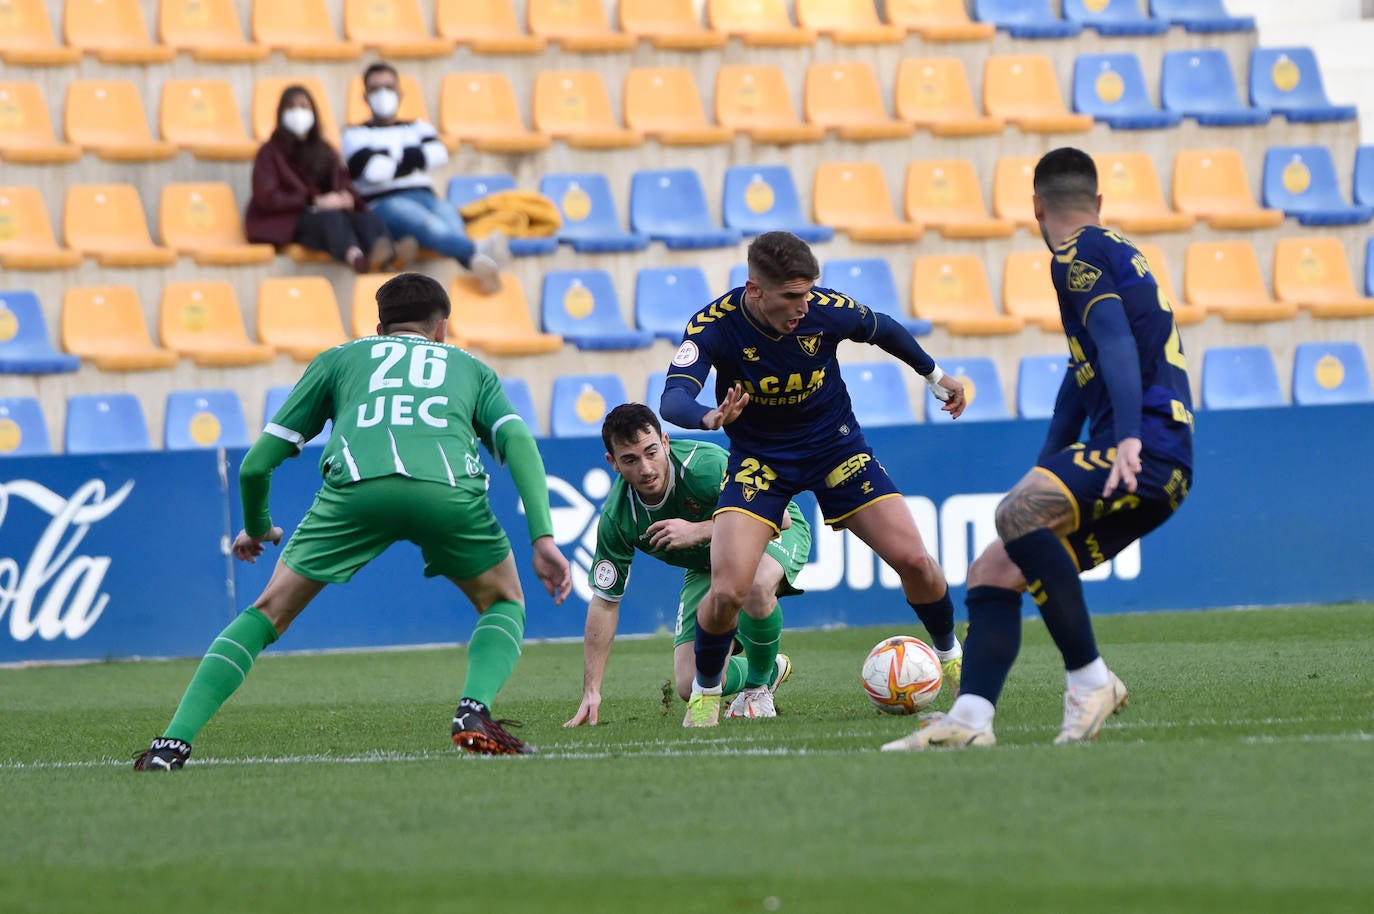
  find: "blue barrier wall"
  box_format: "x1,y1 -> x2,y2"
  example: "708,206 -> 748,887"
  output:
3,404 -> 1372,663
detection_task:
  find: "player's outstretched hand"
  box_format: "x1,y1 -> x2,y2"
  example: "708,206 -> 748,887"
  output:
231,527 -> 283,563
1103,437 -> 1143,497
646,518 -> 710,551
700,383 -> 749,430
564,692 -> 601,727
533,536 -> 573,604
932,375 -> 967,419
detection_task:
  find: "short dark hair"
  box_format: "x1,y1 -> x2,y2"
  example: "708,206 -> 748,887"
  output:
376,273 -> 450,331
1033,147 -> 1099,211
746,231 -> 820,288
363,62 -> 398,87
601,403 -> 662,455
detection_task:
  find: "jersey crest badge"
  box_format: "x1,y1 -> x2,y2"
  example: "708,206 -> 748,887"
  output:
1067,260 -> 1102,293
796,333 -> 822,356
742,484 -> 758,502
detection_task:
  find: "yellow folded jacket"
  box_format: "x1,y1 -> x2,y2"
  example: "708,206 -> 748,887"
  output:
459,189 -> 562,239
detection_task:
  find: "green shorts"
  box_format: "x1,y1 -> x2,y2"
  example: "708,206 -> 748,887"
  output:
281,476 -> 511,584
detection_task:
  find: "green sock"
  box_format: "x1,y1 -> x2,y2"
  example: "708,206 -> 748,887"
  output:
723,655 -> 749,695
738,603 -> 784,688
164,607 -> 279,744
461,600 -> 525,707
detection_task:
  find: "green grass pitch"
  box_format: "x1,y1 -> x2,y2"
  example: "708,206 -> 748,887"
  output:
2,603 -> 1372,914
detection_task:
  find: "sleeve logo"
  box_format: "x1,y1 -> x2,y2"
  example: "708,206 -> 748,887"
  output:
593,560 -> 618,590
1067,260 -> 1102,293
672,340 -> 699,367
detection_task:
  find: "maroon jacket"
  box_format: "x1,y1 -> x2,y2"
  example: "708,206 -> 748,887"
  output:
244,132 -> 367,245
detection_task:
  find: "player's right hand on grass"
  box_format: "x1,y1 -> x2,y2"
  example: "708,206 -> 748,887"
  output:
700,383 -> 749,430
533,535 -> 573,605
564,692 -> 601,727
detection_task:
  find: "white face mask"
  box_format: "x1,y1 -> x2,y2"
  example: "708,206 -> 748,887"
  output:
280,107 -> 315,138
367,88 -> 399,120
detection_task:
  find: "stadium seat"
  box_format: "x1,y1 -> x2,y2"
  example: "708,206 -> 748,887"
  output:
251,0 -> 362,59
539,172 -> 649,253
1262,146 -> 1373,226
65,393 -> 153,454
264,385 -> 330,446
444,174 -> 556,256
1016,354 -> 1069,420
635,266 -> 712,343
1064,0 -> 1167,34
1136,243 -> 1206,325
624,67 -> 732,146
924,357 -> 1009,422
845,362 -> 918,426
1001,251 -> 1061,332
1184,242 -> 1298,323
804,62 -> 915,142
0,289 -> 80,373
0,0 -> 80,65
1172,148 -> 1285,230
629,169 -> 742,250
885,0 -> 994,40
349,273 -> 395,338
0,397 -> 52,456
619,0 -> 728,49
165,390 -> 251,450
645,371 -> 718,434
1200,346 -> 1284,410
1161,49 -> 1270,127
1150,0 -> 1253,32
159,0 -> 270,62
707,0 -> 816,46
821,258 -> 931,336
983,55 -> 1094,133
813,161 -> 923,243
438,72 -> 551,153
0,82 -> 81,163
435,0 -> 546,53
528,0 -> 635,51
64,184 -> 178,267
252,77 -> 341,148
1073,54 -> 1182,130
1292,342 -> 1373,405
159,80 -> 259,160
344,73 -> 430,129
1353,146 -> 1374,208
973,0 -> 1081,38
729,264 -> 749,289
448,273 -> 563,355
257,277 -> 349,362
991,155 -> 1038,230
61,285 -> 179,371
714,65 -> 824,145
551,374 -> 628,437
912,255 -> 1025,335
1250,47 -> 1357,123
904,159 -> 1015,239
532,70 -> 643,149
721,165 -> 834,243
342,0 -> 453,58
64,0 -> 175,63
796,0 -> 904,44
541,270 -> 654,350
894,57 -> 1004,137
159,183 -> 275,266
1272,237 -> 1374,319
0,188 -> 82,270
65,81 -> 176,162
499,377 -> 542,435
159,281 -> 276,366
1095,152 -> 1196,234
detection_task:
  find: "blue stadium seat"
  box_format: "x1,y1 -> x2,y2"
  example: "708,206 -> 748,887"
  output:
1365,238 -> 1374,296
541,270 -> 654,350
974,0 -> 1082,38
1201,346 -> 1285,410
1150,0 -> 1253,32
1017,354 -> 1070,420
845,362 -> 918,427
1063,0 -> 1168,35
65,393 -> 152,454
1352,147 -> 1374,208
729,264 -> 748,289
646,370 -> 718,434
924,357 -> 1009,423
629,168 -> 743,250
1292,342 -> 1373,405
1249,47 -> 1357,123
264,386 -> 330,448
820,258 -> 932,336
1073,53 -> 1182,130
165,389 -> 250,451
0,396 -> 52,456
1262,146 -> 1374,226
538,172 -> 650,253
500,377 -> 542,435
445,174 -> 557,257
721,165 -> 833,244
1161,49 -> 1271,127
0,290 -> 80,374
551,374 -> 628,438
635,266 -> 711,343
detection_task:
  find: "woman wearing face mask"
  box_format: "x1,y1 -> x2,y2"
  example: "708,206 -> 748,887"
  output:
245,86 -> 416,273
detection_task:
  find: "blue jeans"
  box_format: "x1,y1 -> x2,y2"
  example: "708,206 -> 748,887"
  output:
368,188 -> 475,267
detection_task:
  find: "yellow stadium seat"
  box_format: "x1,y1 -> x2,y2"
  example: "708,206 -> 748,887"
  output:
350,273 -> 395,338
0,82 -> 81,163
65,184 -> 178,267
904,159 -> 1015,239
62,286 -> 180,371
912,255 -> 1026,335
533,70 -> 643,149
885,0 -> 995,41
1273,237 -> 1374,318
257,277 -> 349,362
528,0 -> 635,51
1136,243 -> 1206,325
1095,152 -> 1197,234
439,72 -> 550,153
1172,147 -> 1285,231
1184,241 -> 1298,323
342,0 -> 453,58
251,0 -> 362,59
448,273 -> 563,356
159,282 -> 275,366
64,0 -> 175,63
984,55 -> 1094,133
159,183 -> 275,266
813,161 -> 923,243
707,0 -> 816,45
797,0 -> 904,43
160,79 -> 258,161
158,0 -> 270,62
804,62 -> 915,142
714,65 -> 824,145
619,0 -> 727,49
625,67 -> 733,147
65,80 -> 177,162
992,155 -> 1038,230
0,186 -> 83,270
345,73 -> 430,128
0,0 -> 81,65
253,76 -> 341,149
1001,250 -> 1061,332
895,57 -> 1004,137
435,0 -> 546,53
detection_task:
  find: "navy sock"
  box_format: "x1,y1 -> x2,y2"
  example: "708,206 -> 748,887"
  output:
1004,528 -> 1100,670
959,586 -> 1023,704
908,591 -> 956,652
693,624 -> 738,690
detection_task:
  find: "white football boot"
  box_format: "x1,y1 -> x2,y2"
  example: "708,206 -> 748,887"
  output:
881,712 -> 996,751
1053,671 -> 1129,744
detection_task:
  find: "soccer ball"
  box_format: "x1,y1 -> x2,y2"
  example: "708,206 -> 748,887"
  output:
861,635 -> 943,714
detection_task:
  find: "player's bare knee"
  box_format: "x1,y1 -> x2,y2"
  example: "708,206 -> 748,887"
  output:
892,549 -> 939,585
675,675 -> 694,702
742,581 -> 775,618
968,548 -> 1024,591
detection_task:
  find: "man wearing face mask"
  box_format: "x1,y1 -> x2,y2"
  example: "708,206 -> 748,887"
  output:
340,62 -> 505,293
